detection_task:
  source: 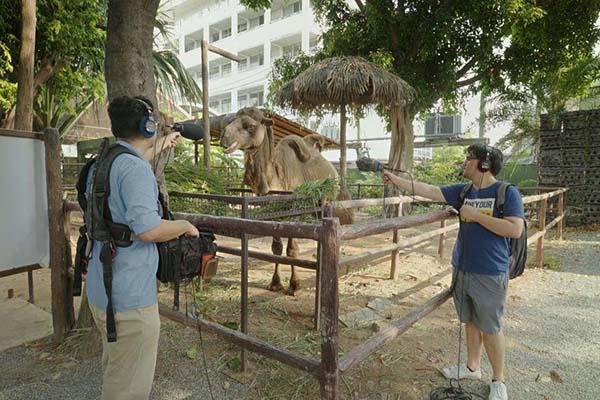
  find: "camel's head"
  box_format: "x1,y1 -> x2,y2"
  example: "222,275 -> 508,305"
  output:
220,107 -> 273,154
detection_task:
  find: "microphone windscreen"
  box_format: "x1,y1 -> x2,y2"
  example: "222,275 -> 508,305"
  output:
173,122 -> 205,141
356,157 -> 385,172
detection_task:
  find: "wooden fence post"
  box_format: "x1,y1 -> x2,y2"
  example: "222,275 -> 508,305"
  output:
320,218 -> 340,400
535,198 -> 547,269
558,192 -> 565,240
437,218 -> 446,258
45,127 -> 73,340
240,197 -> 249,372
389,203 -> 402,280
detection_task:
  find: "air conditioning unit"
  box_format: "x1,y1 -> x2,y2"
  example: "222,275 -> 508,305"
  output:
425,114 -> 462,136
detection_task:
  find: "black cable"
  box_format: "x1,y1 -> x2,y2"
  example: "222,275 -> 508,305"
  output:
184,276 -> 215,400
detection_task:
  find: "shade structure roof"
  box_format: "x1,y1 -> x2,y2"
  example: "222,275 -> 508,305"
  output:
275,56 -> 416,112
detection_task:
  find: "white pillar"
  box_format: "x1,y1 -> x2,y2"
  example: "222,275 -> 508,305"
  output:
301,30 -> 310,52
231,14 -> 238,37
264,41 -> 271,68
264,9 -> 271,25
231,89 -> 238,112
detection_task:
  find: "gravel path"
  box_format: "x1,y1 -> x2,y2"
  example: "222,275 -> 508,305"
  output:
0,229 -> 598,400
501,230 -> 600,400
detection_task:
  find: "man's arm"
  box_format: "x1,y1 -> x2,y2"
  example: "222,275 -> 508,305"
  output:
382,171 -> 446,202
141,132 -> 180,161
138,219 -> 199,242
460,205 -> 524,238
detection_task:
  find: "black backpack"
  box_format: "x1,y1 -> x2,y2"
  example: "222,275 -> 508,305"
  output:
459,182 -> 527,279
74,139 -> 216,342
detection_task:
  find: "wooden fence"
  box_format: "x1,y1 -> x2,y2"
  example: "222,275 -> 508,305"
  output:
62,186 -> 566,399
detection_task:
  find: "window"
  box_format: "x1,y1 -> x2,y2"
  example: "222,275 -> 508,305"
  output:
424,114 -> 462,136
222,28 -> 231,38
238,90 -> 263,108
221,98 -> 232,113
238,94 -> 249,108
238,59 -> 248,71
238,21 -> 248,32
249,15 -> 264,29
249,91 -> 264,106
210,32 -> 220,43
209,65 -> 220,77
210,97 -> 232,114
221,63 -> 232,75
249,54 -> 264,67
282,43 -> 301,58
283,1 -> 301,18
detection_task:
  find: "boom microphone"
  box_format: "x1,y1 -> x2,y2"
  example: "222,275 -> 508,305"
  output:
356,157 -> 406,173
171,122 -> 205,141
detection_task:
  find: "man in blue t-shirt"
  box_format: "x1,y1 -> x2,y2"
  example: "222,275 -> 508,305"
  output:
86,96 -> 199,400
382,144 -> 524,400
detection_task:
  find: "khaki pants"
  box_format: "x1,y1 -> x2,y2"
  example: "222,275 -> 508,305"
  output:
90,303 -> 161,400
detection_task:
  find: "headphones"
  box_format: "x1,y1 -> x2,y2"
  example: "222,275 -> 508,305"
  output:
478,146 -> 491,173
134,97 -> 157,138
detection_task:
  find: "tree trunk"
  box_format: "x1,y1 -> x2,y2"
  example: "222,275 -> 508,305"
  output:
386,106 -> 414,214
105,0 -> 160,105
105,0 -> 166,191
14,0 -> 36,131
339,104 -> 347,192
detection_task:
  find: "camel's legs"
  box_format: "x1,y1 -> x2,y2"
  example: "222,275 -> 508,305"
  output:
286,238 -> 300,295
267,237 -> 284,291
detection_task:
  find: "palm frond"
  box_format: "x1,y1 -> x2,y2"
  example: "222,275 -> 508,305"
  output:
153,50 -> 203,106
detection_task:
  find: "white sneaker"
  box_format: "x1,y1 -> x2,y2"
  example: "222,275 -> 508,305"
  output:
488,381 -> 508,400
441,363 -> 482,380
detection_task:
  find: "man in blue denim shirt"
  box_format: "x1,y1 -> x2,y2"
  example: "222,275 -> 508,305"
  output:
86,96 -> 199,400
382,144 -> 524,400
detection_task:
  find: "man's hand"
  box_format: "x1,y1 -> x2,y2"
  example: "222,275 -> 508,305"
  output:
382,171 -> 401,186
185,221 -> 200,238
459,204 -> 480,223
160,132 -> 181,153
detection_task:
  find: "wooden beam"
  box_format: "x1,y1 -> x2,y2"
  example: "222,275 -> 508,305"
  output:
201,39 -> 211,170
217,245 -> 317,270
0,264 -> 42,278
158,304 -> 321,375
535,198 -> 547,268
173,212 -> 322,240
0,128 -> 44,140
522,188 -> 568,204
319,218 -> 341,399
338,288 -> 452,373
339,222 -> 459,268
341,210 -> 455,240
45,127 -> 73,341
206,43 -> 244,62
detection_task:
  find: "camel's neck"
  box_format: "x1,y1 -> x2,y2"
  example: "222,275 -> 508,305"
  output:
243,129 -> 281,194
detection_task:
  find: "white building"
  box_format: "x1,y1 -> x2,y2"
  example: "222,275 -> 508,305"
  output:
167,0 -> 516,164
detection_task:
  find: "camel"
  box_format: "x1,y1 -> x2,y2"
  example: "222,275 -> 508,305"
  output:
219,107 -> 351,294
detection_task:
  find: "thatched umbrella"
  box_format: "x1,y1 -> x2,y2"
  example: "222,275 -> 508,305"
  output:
275,56 -> 416,190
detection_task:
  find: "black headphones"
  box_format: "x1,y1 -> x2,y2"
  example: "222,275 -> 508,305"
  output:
134,97 -> 157,138
478,146 -> 491,173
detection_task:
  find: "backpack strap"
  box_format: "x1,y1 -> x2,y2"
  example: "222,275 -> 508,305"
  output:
87,140 -> 143,342
496,182 -> 511,218
458,183 -> 473,206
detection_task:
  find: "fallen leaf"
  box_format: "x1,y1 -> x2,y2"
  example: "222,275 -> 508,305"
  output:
550,370 -> 564,383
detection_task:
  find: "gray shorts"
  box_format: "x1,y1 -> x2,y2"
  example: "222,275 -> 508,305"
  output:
452,269 -> 508,334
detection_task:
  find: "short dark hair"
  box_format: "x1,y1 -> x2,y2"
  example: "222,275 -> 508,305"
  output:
466,143 -> 503,176
107,96 -> 154,139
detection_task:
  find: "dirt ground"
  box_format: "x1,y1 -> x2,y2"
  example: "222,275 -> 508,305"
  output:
1,221 -> 599,400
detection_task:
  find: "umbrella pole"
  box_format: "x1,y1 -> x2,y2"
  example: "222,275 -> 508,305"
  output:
339,104 -> 347,191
